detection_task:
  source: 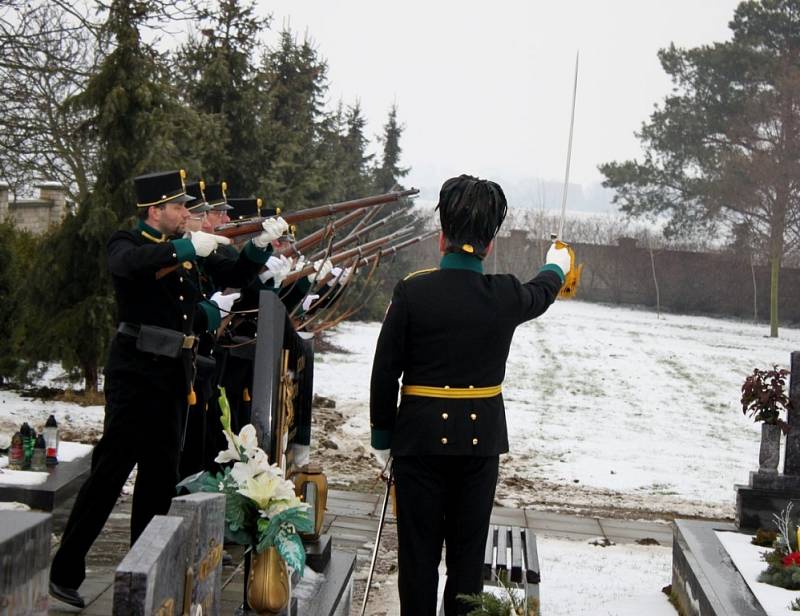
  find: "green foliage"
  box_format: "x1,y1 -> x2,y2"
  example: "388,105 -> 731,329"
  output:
373,104 -> 409,193
0,222 -> 39,381
174,0 -> 267,194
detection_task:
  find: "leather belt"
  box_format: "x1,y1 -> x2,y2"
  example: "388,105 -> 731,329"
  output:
401,384 -> 502,399
117,322 -> 196,350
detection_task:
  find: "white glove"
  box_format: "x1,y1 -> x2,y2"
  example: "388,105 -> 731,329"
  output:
307,258 -> 333,283
259,255 -> 294,287
327,266 -> 351,287
301,294 -> 320,312
291,444 -> 310,468
210,291 -> 241,317
371,447 -> 390,469
545,242 -> 571,277
253,216 -> 289,249
293,256 -> 307,272
190,231 -> 231,257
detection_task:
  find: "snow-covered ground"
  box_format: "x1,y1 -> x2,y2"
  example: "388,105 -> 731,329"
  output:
1,299 -> 796,614
313,300 -> 800,519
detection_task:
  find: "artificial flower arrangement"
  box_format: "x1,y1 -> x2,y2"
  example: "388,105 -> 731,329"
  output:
758,503 -> 800,593
178,389 -> 312,573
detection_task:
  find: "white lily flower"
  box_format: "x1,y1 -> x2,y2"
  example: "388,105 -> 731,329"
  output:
231,448 -> 273,485
214,430 -> 241,464
238,424 -> 259,458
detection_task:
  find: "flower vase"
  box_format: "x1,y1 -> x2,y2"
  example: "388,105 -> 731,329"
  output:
759,422 -> 781,473
247,547 -> 289,615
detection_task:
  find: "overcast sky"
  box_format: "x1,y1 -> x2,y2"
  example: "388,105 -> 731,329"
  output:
253,1 -> 742,209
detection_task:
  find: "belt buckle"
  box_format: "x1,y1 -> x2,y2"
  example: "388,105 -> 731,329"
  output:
182,335 -> 197,350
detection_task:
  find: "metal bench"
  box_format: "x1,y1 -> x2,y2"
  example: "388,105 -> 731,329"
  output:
483,524 -> 540,600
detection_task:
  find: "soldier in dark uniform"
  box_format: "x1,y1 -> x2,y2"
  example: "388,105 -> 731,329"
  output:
48,170 -> 236,608
369,174 -> 572,616
178,183 -> 289,475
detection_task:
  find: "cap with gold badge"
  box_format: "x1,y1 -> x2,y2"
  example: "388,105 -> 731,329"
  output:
134,169 -> 192,208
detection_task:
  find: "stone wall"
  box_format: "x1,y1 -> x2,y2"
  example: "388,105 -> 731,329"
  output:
402,232 -> 800,325
0,182 -> 68,234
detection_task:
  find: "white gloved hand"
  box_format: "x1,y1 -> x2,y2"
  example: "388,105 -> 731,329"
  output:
210,291 -> 241,317
253,216 -> 289,249
259,255 -> 294,287
301,294 -> 320,312
190,231 -> 231,257
327,266 -> 352,287
371,447 -> 390,469
307,258 -> 333,283
545,242 -> 572,277
293,256 -> 307,272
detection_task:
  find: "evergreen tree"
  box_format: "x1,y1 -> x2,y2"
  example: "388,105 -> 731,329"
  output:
16,0 -> 208,390
175,0 -> 268,194
338,102 -> 374,199
373,103 -> 409,192
600,0 -> 800,337
257,29 -> 328,213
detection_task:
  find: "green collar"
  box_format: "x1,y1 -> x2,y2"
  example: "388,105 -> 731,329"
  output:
137,220 -> 167,243
440,252 -> 484,274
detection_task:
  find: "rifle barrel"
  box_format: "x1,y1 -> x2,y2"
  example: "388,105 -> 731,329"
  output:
213,188 -> 418,239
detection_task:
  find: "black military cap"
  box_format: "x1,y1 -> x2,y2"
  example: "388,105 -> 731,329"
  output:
436,174 -> 508,257
185,181 -> 211,213
227,197 -> 261,220
204,182 -> 233,211
227,197 -> 281,220
134,169 -> 192,208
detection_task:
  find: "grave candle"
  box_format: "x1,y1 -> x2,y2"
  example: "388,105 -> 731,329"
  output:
44,414 -> 59,466
30,435 -> 47,472
8,432 -> 24,470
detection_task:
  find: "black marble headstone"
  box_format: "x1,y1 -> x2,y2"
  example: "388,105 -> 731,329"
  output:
784,351 -> 800,475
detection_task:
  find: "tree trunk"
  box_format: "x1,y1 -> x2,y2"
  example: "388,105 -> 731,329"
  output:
83,361 -> 98,393
770,253 -> 780,338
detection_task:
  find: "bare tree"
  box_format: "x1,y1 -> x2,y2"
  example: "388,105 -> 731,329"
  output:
0,2 -> 106,201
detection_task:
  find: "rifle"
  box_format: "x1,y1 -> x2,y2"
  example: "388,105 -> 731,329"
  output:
213,188 -> 419,240
302,231 -> 437,332
280,227 -> 414,287
154,189 -> 418,280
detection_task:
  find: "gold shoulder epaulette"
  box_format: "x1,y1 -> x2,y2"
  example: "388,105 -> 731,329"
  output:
403,267 -> 437,281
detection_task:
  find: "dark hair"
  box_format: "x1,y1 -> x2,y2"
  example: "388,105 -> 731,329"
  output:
435,174 -> 507,258
136,204 -> 164,221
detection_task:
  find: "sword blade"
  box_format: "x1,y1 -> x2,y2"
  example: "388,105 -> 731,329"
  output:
556,51 -> 579,241
360,463 -> 394,616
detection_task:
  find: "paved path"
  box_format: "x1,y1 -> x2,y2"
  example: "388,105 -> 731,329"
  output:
47,489 -> 679,615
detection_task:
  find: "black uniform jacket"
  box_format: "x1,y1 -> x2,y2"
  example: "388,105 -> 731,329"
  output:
104,221 -> 256,394
370,252 -> 563,456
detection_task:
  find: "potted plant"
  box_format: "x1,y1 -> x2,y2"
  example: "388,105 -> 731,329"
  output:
179,389 -> 312,614
741,366 -> 793,473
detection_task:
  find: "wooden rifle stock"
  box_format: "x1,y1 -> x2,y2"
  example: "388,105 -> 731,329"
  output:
213,188 -> 418,239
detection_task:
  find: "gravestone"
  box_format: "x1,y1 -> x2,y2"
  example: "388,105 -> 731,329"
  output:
0,443 -> 92,510
113,515 -> 190,616
0,511 -> 51,615
168,493 -> 225,616
735,351 -> 800,530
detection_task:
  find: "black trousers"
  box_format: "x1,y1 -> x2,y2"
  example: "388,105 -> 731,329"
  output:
393,455 -> 499,616
50,375 -> 183,589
